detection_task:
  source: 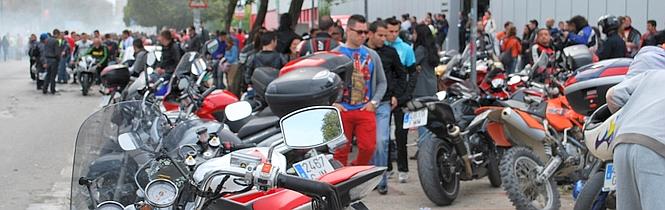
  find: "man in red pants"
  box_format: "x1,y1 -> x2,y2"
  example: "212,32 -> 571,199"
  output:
332,14 -> 387,166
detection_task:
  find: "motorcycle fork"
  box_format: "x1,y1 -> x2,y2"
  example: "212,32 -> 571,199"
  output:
536,120 -> 564,183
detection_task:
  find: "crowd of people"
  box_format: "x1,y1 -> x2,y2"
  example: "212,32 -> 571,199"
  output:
20,9 -> 665,203
483,12 -> 663,73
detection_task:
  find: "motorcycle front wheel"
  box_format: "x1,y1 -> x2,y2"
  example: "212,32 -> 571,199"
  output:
573,171 -> 608,210
80,74 -> 90,96
417,136 -> 460,206
500,147 -> 560,210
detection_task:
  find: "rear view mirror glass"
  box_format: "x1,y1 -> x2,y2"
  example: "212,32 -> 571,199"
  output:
280,107 -> 343,149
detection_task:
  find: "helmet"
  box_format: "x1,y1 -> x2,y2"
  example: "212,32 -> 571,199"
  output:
583,105 -> 620,161
597,15 -> 620,34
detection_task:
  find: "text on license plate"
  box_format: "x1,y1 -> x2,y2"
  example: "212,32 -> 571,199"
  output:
293,154 -> 335,180
403,109 -> 428,129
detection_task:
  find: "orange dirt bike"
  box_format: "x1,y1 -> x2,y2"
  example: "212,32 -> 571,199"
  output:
477,86 -> 587,210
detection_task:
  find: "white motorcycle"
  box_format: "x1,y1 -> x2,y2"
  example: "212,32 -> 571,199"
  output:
76,55 -> 98,96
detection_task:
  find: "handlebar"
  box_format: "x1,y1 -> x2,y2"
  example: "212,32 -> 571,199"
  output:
275,173 -> 340,208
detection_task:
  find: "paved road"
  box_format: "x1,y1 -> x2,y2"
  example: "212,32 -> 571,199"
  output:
0,60 -> 575,209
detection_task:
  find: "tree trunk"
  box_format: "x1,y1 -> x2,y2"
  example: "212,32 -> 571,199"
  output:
287,0 -> 305,30
249,0 -> 269,40
223,0 -> 240,32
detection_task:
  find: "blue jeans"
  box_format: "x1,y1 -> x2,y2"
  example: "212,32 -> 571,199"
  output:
57,55 -> 70,82
372,101 -> 391,189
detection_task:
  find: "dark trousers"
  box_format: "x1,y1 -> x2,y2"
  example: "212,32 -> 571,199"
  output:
29,59 -> 36,80
390,108 -> 410,172
43,59 -> 59,93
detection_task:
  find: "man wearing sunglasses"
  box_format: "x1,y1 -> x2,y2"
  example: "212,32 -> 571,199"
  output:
332,14 -> 387,168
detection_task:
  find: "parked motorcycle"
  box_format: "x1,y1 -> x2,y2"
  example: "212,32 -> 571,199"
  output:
404,86 -> 502,206
76,55 -> 98,96
573,105 -> 618,210
70,100 -> 383,210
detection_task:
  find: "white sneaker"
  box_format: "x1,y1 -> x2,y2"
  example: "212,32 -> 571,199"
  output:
398,172 -> 409,183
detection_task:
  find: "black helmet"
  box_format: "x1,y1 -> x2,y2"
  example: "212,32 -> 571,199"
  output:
598,15 -> 620,34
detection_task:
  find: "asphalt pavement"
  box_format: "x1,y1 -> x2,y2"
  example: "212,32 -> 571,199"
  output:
0,60 -> 574,210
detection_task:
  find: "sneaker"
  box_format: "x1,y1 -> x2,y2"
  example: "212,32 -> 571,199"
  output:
377,186 -> 388,195
398,172 -> 409,183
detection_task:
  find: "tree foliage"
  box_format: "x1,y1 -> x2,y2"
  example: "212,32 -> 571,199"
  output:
123,0 -> 239,31
321,111 -> 342,142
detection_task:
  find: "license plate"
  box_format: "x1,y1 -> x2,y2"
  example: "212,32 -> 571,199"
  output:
603,163 -> 616,192
403,109 -> 428,129
293,154 -> 335,180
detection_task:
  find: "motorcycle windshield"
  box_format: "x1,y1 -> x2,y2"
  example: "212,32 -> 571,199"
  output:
174,52 -> 201,75
70,101 -> 168,210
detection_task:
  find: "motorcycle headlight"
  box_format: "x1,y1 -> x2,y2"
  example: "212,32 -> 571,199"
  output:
95,201 -> 125,210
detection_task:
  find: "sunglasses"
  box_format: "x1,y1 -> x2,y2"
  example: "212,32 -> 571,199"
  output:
349,28 -> 369,35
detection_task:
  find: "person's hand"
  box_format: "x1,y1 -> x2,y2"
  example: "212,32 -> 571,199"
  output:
361,102 -> 375,112
391,97 -> 398,110
332,103 -> 347,112
156,67 -> 165,75
42,64 -> 47,68
563,31 -> 569,38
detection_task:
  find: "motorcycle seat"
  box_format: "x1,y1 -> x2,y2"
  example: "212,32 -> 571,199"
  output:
237,115 -> 280,139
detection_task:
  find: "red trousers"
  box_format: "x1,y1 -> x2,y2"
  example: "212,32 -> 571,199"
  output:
334,109 -> 376,166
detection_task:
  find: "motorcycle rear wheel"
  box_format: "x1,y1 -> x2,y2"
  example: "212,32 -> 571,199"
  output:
500,147 -> 560,210
417,137 -> 460,206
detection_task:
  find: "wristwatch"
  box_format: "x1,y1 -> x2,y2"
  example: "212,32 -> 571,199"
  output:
370,100 -> 378,106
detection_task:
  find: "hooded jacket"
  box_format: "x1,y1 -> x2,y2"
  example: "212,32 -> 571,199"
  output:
385,37 -> 416,68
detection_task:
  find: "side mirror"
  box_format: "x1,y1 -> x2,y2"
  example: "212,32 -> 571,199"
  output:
118,133 -> 139,151
280,107 -> 344,149
191,58 -> 207,76
147,52 -> 157,66
206,40 -> 219,55
225,101 -> 253,121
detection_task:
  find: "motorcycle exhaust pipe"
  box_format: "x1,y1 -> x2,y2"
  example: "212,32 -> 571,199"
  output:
447,124 -> 473,178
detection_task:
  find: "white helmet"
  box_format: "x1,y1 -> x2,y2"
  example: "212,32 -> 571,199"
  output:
583,105 -> 620,161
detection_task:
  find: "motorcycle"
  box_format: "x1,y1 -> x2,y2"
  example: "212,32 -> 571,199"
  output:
404,86 -> 502,206
479,83 -> 587,210
70,101 -> 383,210
76,55 -> 98,96
573,104 -> 618,210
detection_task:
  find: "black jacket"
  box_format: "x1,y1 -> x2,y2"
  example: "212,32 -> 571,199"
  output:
299,32 -> 340,57
44,37 -> 65,60
368,44 -> 412,103
244,50 -> 288,85
597,32 -> 627,60
158,41 -> 182,75
187,34 -> 203,53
